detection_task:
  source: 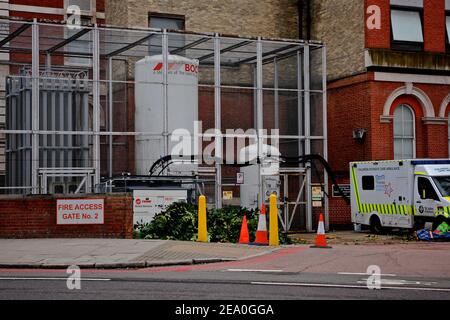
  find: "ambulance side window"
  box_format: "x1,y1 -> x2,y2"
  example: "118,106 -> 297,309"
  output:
362,176 -> 375,190
417,177 -> 439,201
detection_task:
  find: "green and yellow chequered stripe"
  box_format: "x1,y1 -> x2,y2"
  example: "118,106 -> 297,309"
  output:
350,166 -> 362,213
359,203 -> 416,215
435,207 -> 450,218
359,205 -> 450,217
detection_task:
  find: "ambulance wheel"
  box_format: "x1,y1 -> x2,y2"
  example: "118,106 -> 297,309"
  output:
413,219 -> 425,231
370,216 -> 383,234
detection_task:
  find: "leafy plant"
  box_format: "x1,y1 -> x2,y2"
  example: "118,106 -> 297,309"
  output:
207,206 -> 258,243
134,201 -> 292,245
134,202 -> 198,241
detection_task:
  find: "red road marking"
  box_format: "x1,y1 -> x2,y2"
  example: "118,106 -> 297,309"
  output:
141,246 -> 308,272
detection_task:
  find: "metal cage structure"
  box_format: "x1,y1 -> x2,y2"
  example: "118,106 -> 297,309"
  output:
0,17 -> 328,231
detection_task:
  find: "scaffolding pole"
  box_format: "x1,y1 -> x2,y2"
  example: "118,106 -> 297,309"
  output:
92,24 -> 100,189
256,38 -> 264,208
214,34 -> 222,209
108,57 -> 113,178
322,46 -> 329,231
31,19 -> 39,194
303,44 -> 312,232
297,50 -> 304,230
274,57 -> 279,130
162,29 -> 169,159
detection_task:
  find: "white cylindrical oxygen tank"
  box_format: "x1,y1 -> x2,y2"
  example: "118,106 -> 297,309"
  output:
135,55 -> 199,175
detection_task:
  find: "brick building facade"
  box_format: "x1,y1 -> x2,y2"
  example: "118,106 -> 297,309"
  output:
105,0 -> 299,39
6,1 -> 448,230
106,0 -> 450,228
303,0 -> 450,227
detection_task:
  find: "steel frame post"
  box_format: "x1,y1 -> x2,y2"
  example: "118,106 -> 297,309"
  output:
322,45 -> 329,231
297,50 -> 304,232
162,29 -> 169,159
303,44 -> 312,232
283,173 -> 288,231
31,19 -> 39,194
253,65 -> 257,130
45,53 -> 51,71
108,57 -> 113,178
92,24 -> 100,190
256,37 -> 263,208
274,57 -> 279,130
214,34 -> 222,209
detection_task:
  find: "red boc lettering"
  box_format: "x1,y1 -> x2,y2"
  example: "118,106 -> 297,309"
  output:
184,64 -> 198,73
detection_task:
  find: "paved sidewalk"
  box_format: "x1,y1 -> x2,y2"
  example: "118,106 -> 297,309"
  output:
0,239 -> 279,269
289,230 -> 415,245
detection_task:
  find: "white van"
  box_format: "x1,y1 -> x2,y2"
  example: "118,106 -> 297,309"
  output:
350,159 -> 450,233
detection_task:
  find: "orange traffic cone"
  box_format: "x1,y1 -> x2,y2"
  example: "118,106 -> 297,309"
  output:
253,203 -> 269,246
310,213 -> 332,248
239,215 -> 250,244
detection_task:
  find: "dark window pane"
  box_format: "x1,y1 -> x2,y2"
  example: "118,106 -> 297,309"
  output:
418,177 -> 439,201
362,176 -> 375,191
446,16 -> 450,44
149,16 -> 184,30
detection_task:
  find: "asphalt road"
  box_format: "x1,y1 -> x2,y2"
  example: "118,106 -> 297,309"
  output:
1,243 -> 450,300
1,270 -> 450,300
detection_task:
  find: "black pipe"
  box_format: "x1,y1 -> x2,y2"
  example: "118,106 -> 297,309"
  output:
148,153 -> 351,205
306,0 -> 311,40
298,0 -> 303,39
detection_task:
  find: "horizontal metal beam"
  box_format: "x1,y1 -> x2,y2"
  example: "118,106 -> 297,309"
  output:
236,44 -> 298,65
262,48 -> 300,65
170,36 -> 210,55
105,33 -> 155,58
198,40 -> 252,61
0,23 -> 31,48
46,28 -> 91,53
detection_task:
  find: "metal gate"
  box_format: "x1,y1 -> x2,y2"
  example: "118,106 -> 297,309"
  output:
279,167 -> 308,232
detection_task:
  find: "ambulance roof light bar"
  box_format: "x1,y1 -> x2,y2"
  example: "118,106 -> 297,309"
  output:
411,159 -> 450,165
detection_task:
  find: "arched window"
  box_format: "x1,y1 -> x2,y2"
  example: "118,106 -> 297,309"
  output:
393,104 -> 415,159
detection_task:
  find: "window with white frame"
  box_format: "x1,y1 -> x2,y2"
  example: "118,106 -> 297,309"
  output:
65,0 -> 94,66
393,104 -> 415,159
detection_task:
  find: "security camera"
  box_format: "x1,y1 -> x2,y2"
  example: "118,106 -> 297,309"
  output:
353,128 -> 367,140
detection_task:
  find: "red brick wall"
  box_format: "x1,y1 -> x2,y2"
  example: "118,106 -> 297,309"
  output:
365,0 -> 390,49
424,0 -> 446,53
10,0 -> 63,7
327,74 -> 450,226
327,75 -> 372,176
329,177 -> 352,228
365,0 -> 447,52
327,74 -> 450,225
0,195 -> 133,238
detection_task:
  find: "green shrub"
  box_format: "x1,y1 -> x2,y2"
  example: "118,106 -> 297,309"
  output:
207,206 -> 258,243
134,201 -> 292,245
134,202 -> 198,241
